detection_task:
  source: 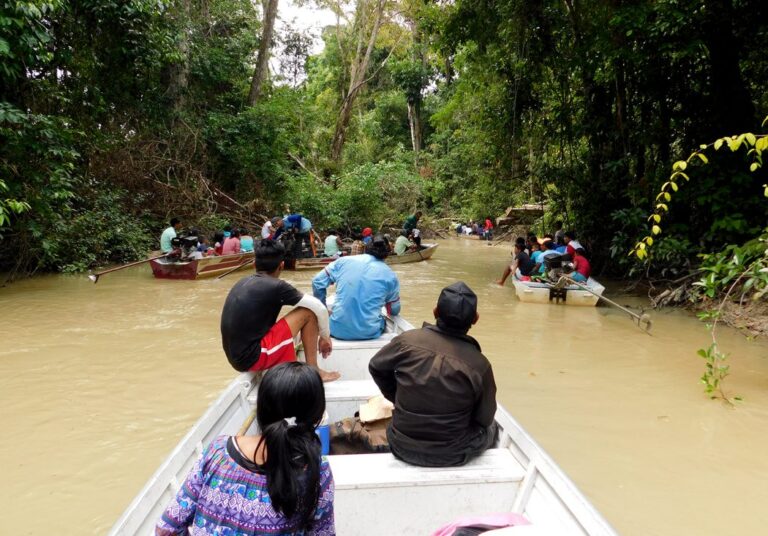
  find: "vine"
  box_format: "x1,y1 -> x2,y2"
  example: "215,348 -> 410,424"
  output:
631,116 -> 768,404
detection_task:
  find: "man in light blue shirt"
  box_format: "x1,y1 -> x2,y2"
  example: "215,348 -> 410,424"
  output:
312,235 -> 401,340
160,217 -> 182,253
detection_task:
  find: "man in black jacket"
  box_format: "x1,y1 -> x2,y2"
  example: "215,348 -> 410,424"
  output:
369,282 -> 498,467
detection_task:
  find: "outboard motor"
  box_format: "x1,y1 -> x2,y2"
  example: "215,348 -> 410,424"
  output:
545,253 -> 574,281
169,235 -> 199,261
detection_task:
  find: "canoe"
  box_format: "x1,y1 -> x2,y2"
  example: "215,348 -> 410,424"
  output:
385,242 -> 438,265
288,243 -> 439,271
149,252 -> 254,280
512,277 -> 606,306
109,315 -> 616,536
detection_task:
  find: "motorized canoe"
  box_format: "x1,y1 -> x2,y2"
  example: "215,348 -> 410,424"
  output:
149,252 -> 254,280
288,242 -> 439,271
512,277 -> 606,306
109,314 -> 616,536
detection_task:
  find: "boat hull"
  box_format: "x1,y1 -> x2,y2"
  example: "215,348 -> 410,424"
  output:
288,243 -> 439,271
512,277 -> 605,306
109,313 -> 615,536
149,252 -> 254,280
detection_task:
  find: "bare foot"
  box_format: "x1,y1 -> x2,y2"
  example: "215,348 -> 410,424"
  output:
496,280 -> 505,286
317,369 -> 341,382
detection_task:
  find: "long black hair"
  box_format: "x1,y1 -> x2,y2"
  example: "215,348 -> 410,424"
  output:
256,362 -> 326,530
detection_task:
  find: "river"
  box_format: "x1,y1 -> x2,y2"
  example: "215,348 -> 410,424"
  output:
1,238 -> 767,535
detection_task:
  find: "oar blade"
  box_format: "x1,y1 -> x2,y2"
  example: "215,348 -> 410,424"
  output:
88,274 -> 99,284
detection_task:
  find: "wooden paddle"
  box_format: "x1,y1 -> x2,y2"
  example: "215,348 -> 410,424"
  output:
88,253 -> 169,284
216,258 -> 253,280
560,275 -> 652,332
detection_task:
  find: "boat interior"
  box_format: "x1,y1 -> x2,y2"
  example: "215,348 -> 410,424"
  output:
110,318 -> 611,535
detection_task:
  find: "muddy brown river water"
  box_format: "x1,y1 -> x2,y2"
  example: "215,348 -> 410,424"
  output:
1,239 -> 767,535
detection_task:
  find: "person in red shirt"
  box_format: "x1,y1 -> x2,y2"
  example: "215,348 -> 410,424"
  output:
484,217 -> 494,241
571,248 -> 591,282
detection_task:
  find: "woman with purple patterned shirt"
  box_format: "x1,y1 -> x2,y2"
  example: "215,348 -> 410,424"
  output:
157,363 -> 335,535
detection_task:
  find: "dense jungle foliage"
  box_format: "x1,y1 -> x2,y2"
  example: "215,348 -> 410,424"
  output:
1,0 -> 767,278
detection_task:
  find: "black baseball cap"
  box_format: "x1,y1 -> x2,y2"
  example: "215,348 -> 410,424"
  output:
436,282 -> 478,332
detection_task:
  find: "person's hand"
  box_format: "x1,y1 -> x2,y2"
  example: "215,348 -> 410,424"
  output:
319,336 -> 333,358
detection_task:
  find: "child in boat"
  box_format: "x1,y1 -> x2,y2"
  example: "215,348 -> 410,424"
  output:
156,362 -> 335,536
571,248 -> 591,282
212,231 -> 225,256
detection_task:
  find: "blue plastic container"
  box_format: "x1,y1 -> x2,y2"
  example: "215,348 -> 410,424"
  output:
315,411 -> 330,455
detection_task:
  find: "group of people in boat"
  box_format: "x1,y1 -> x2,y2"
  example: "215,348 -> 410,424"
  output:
160,211 -> 428,265
160,218 -> 257,258
157,227 -> 497,535
455,217 -> 494,240
496,223 -> 591,286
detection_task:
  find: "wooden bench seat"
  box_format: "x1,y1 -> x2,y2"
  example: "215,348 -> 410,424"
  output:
329,449 -> 525,535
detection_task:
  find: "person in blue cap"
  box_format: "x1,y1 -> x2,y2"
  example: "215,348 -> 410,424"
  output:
311,234 -> 401,340
368,281 -> 498,467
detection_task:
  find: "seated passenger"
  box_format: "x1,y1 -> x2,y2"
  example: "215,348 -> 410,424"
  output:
533,240 -> 561,275
323,229 -> 343,258
312,235 -> 401,341
349,231 -> 365,256
222,229 -> 241,255
220,239 -> 339,382
212,231 -> 225,256
394,230 -> 416,256
240,228 -> 255,252
564,231 -> 583,255
156,362 -> 335,535
369,282 -> 497,467
496,242 -> 536,286
362,227 -> 373,245
571,248 -> 591,282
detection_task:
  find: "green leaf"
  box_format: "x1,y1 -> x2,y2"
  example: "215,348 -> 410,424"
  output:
696,153 -> 708,164
745,133 -> 757,146
750,163 -> 759,172
673,160 -> 687,171
652,225 -> 661,235
670,182 -> 678,192
714,138 -> 724,150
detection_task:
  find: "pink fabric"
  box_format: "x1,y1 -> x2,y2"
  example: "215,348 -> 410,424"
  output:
431,513 -> 530,536
222,237 -> 241,255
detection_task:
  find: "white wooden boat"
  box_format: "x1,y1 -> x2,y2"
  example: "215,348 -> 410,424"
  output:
109,315 -> 616,536
512,277 -> 606,306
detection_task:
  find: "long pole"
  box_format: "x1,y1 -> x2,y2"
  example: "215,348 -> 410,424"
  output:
88,253 -> 169,283
216,258 -> 253,280
560,276 -> 652,331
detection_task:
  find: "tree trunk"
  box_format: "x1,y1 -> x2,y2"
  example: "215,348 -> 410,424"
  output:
248,0 -> 280,106
407,98 -> 421,154
167,0 -> 192,111
330,0 -> 385,163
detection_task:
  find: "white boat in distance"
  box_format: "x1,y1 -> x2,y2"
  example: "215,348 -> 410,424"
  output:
109,315 -> 617,536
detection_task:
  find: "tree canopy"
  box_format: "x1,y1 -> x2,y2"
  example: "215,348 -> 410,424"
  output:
1,0 -> 766,278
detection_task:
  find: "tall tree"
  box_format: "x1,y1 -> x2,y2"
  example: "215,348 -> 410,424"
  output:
329,0 -> 387,163
248,0 -> 280,105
